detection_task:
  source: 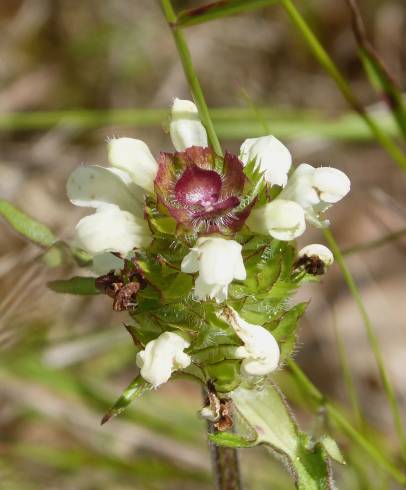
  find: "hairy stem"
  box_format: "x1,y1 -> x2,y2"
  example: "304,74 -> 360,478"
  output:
208,426 -> 242,490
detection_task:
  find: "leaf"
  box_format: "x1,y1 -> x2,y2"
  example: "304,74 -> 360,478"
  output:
101,375 -> 151,424
232,383 -> 338,489
192,345 -> 239,365
48,277 -> 100,295
319,435 -> 346,465
271,302 -> 308,361
0,199 -> 56,247
205,360 -> 241,393
162,273 -> 193,300
176,0 -> 280,28
208,431 -> 257,448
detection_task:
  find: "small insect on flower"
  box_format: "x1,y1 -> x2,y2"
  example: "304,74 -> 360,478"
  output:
295,244 -> 334,275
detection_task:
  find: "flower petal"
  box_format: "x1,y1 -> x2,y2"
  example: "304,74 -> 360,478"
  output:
108,137 -> 158,193
298,244 -> 334,266
136,331 -> 191,387
312,167 -> 350,203
91,252 -> 125,275
67,165 -> 140,213
75,204 -> 152,255
170,98 -> 208,151
240,135 -> 292,187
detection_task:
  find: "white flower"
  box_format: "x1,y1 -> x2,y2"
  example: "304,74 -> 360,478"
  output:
222,308 -> 280,376
239,135 -> 292,187
170,98 -> 208,151
136,331 -> 191,388
108,137 -> 158,193
67,165 -> 152,256
181,237 -> 246,303
279,163 -> 350,227
246,199 -> 306,241
298,244 -> 334,266
91,252 -> 125,275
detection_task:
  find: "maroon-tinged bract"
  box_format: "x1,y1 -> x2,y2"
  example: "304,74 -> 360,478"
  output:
154,146 -> 253,234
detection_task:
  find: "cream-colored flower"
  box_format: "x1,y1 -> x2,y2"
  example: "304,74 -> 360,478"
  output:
246,199 -> 306,241
239,135 -> 292,187
136,332 -> 191,388
181,237 -> 246,303
170,98 -> 208,151
222,308 -> 280,376
279,163 -> 350,227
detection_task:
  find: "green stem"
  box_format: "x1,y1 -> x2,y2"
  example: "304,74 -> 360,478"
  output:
161,0 -> 223,156
324,229 -> 406,460
287,360 -> 406,485
331,310 -> 363,429
343,227 -> 406,256
280,0 -> 406,172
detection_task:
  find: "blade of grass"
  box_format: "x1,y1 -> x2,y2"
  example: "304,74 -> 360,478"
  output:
324,229 -> 406,460
345,0 -> 406,140
287,360 -> 406,485
280,0 -> 406,173
0,107 -> 399,141
342,227 -> 406,256
161,0 -> 222,156
176,0 -> 280,28
331,310 -> 363,429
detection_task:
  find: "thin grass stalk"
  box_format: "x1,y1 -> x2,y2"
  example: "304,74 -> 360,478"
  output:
280,0 -> 406,173
287,360 -> 406,485
161,0 -> 222,156
331,309 -> 363,429
324,229 -> 406,460
342,227 -> 406,256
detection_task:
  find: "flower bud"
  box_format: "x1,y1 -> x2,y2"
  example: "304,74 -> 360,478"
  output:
239,135 -> 292,187
108,137 -> 158,193
136,331 -> 191,388
169,98 -> 208,151
246,199 -> 306,241
298,244 -> 334,266
181,237 -> 246,303
223,308 -> 280,376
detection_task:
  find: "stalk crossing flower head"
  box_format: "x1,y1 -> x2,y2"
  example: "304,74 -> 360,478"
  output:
136,331 -> 191,388
181,237 -> 246,303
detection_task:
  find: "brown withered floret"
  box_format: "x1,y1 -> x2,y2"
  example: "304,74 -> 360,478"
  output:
203,380 -> 234,432
295,254 -> 326,276
95,268 -> 142,311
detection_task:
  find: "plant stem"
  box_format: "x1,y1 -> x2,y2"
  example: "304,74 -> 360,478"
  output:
287,360 -> 406,485
161,0 -> 223,156
324,229 -> 406,460
208,425 -> 242,490
280,0 -> 406,173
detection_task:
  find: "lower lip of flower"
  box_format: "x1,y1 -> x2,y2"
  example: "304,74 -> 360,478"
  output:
175,165 -> 222,207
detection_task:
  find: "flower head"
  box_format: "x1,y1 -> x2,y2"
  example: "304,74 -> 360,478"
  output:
181,237 -> 246,303
155,147 -> 252,234
136,331 -> 191,388
279,163 -> 350,226
223,308 -> 280,376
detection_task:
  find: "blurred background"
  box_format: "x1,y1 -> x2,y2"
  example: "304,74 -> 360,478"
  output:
0,0 -> 406,488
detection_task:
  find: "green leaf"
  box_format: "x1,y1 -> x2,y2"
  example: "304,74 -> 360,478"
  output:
206,360 -> 241,393
272,302 -> 308,361
101,375 -> 151,424
176,0 -> 280,28
192,345 -> 239,365
163,273 -> 193,300
48,277 -> 100,295
0,199 -> 56,247
232,383 -> 338,489
318,435 -> 346,465
208,431 -> 257,448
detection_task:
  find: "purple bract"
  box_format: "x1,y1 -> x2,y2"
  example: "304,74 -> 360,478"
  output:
154,146 -> 253,234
